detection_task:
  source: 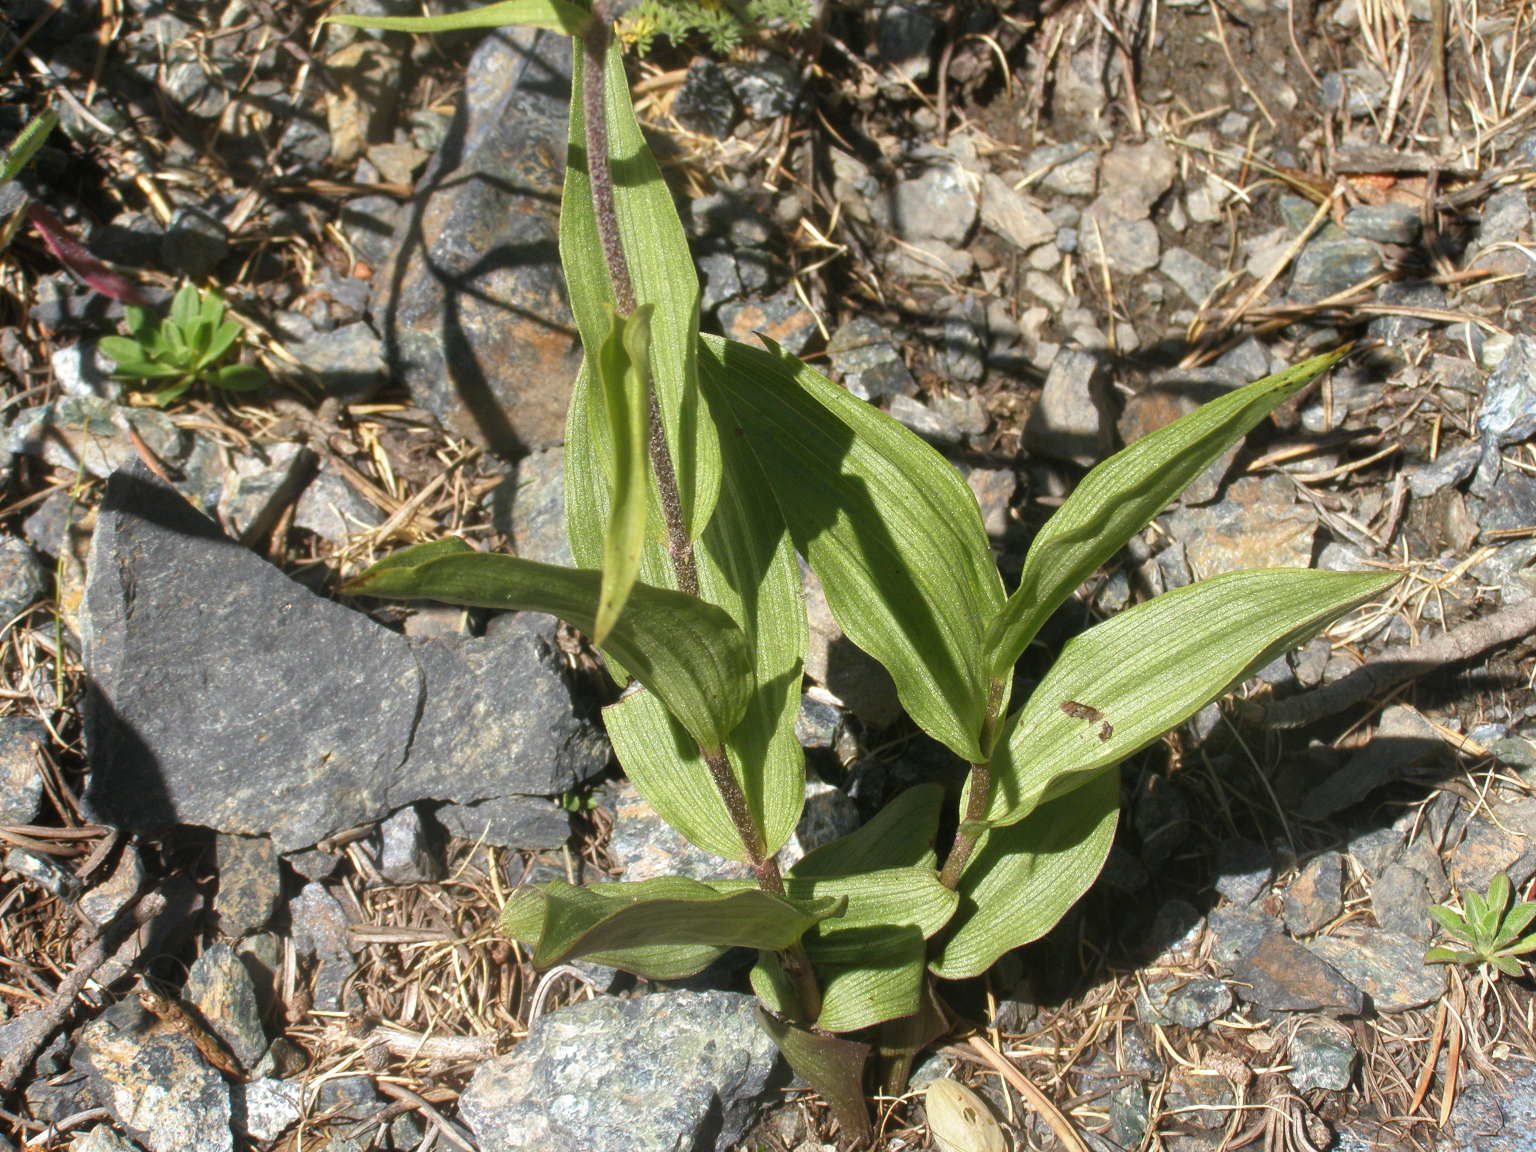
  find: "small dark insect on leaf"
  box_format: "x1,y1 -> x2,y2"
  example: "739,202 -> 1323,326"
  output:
1098,721 -> 1113,742
1059,700 -> 1103,723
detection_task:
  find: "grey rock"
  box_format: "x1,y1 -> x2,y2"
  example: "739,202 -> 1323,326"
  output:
1134,777 -> 1190,870
722,57 -> 799,121
1138,977 -> 1232,1028
218,441 -> 314,544
1024,143 -> 1098,198
673,59 -> 737,138
1078,206 -> 1161,276
1025,347 -> 1106,464
339,195 -> 403,273
689,194 -> 773,248
70,1128 -> 139,1152
803,567 -> 900,729
778,779 -> 862,871
610,781 -> 752,884
825,317 -> 917,401
1343,203 -> 1420,244
937,296 -> 987,383
1448,798 -> 1536,891
1470,538 -> 1536,604
1369,279 -> 1448,344
1306,929 -> 1446,1011
1147,898 -> 1204,963
1164,1068 -> 1235,1131
877,2 -> 938,81
374,29 -> 580,455
0,716 -> 48,825
966,467 -> 1016,538
1478,187 -> 1531,248
235,1078 -> 306,1143
436,795 -> 571,851
1290,237 -> 1381,301
290,882 -> 359,1012
1301,704 -> 1442,819
888,395 -> 964,444
1286,1018 -> 1356,1091
52,338 -> 122,400
459,991 -> 781,1152
5,847 -> 78,901
1165,473 -> 1316,577
1475,334 -> 1536,493
185,942 -> 268,1073
375,805 -> 441,884
161,207 -> 228,280
82,468 -> 607,850
794,693 -> 842,751
1214,838 -> 1272,906
488,447 -> 571,566
891,158 -> 978,246
75,998 -> 234,1152
290,321 -> 387,400
1096,141 -> 1176,220
718,290 -> 819,356
1283,852 -> 1344,936
1372,862 -> 1435,941
292,462 -> 383,545
697,251 -> 745,313
1321,68 -> 1387,116
1231,932 -> 1363,1014
980,173 -> 1055,251
1404,442 -> 1481,498
214,834 -> 281,937
1159,246 -> 1222,305
7,396 -> 184,480
1206,906 -> 1274,968
78,846 -> 143,927
1450,1084 -> 1506,1147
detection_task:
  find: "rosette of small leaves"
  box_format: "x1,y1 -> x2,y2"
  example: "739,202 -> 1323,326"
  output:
1425,874 -> 1536,977
99,283 -> 265,405
618,0 -> 810,53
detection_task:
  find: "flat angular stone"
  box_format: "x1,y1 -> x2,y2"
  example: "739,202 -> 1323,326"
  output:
185,942 -> 268,1072
1284,851 -> 1344,936
0,716 -> 48,824
1306,929 -> 1446,1011
1231,932 -> 1363,1015
460,991 -> 779,1152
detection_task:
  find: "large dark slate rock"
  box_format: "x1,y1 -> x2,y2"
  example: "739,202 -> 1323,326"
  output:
82,466 -> 608,851
459,990 -> 781,1152
371,28 -> 580,456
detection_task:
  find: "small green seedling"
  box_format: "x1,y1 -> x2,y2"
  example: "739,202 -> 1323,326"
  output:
99,283 -> 265,405
1425,874 -> 1536,977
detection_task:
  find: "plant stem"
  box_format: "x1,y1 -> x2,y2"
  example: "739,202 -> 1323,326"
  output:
581,6 -> 819,1019
581,9 -> 699,597
938,677 -> 1007,889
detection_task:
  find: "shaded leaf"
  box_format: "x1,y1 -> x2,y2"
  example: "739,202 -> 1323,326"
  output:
563,41 -> 718,537
931,767 -> 1119,980
593,305 -> 654,643
501,877 -> 841,970
703,335 -> 1004,762
756,1009 -> 872,1142
28,203 -> 148,304
325,0 -> 589,35
875,980 -> 949,1096
814,930 -> 927,1033
984,569 -> 1398,827
212,364 -> 266,391
345,541 -> 752,750
1,109 -> 57,185
787,868 -> 957,963
981,348 -> 1353,702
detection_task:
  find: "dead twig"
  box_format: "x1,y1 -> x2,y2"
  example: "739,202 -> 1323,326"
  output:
963,1035 -> 1091,1152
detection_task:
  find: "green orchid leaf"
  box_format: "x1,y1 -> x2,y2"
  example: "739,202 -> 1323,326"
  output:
563,39 -> 718,538
814,930 -> 927,1033
791,782 -> 946,877
501,877 -> 840,971
702,334 -> 1005,763
981,348 -> 1353,702
756,1009 -> 872,1142
1,108 -> 58,186
984,569 -> 1398,827
785,868 -> 958,962
875,979 -> 949,1096
324,0 -> 589,36
931,766 -> 1120,980
593,304 -> 654,644
345,542 -> 753,750
577,360 -> 808,863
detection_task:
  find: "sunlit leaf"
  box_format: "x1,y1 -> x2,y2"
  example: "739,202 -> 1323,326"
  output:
501,877 -> 841,970
813,931 -> 927,1032
980,348 -> 1353,707
563,40 -> 718,537
324,0 -> 589,36
1,109 -> 58,186
344,540 -> 753,750
703,335 -> 1004,762
593,305 -> 654,643
931,768 -> 1119,980
927,1079 -> 1007,1152
791,783 -> 946,877
983,568 -> 1398,827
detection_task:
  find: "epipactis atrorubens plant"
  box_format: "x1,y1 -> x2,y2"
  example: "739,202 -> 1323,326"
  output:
332,0 -> 1399,1137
